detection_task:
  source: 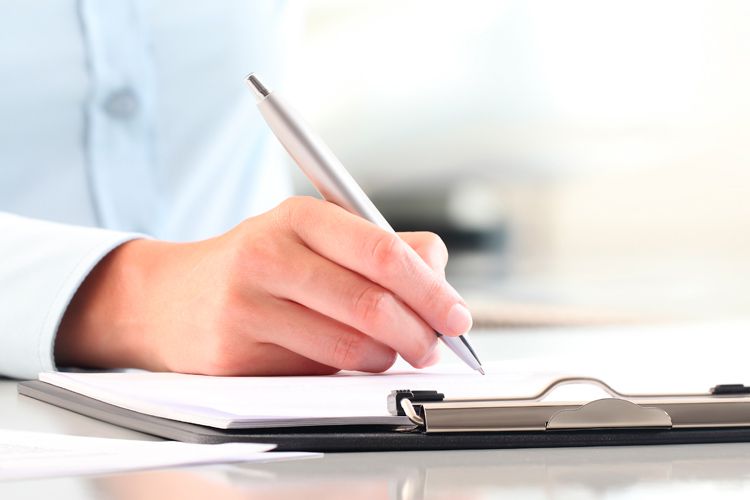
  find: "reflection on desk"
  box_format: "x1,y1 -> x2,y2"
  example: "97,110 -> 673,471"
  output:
5,443 -> 750,500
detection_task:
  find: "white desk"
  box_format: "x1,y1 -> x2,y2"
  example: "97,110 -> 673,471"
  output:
3,324 -> 750,499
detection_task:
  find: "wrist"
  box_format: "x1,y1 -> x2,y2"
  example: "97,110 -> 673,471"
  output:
55,238 -> 158,370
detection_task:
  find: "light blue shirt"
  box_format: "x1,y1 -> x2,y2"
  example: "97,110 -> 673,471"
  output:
0,1 -> 292,378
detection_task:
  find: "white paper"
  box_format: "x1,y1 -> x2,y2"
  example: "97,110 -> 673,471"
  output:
38,360 -> 571,429
0,430 -> 319,481
39,318 -> 744,431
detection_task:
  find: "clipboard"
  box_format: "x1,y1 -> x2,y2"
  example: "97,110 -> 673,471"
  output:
18,377 -> 750,453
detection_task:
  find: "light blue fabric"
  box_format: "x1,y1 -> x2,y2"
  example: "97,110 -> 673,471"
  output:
0,0 -> 291,239
0,1 -> 292,378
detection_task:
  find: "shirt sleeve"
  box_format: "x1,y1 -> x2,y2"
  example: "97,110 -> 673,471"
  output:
0,212 -> 140,379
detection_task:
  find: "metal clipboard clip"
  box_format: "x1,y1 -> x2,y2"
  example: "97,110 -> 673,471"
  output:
387,378 -> 750,433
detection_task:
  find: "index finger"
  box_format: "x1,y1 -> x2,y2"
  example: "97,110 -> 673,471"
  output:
281,197 -> 473,337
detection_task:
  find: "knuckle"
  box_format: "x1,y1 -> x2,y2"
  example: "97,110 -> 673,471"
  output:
331,334 -> 366,369
352,285 -> 392,331
411,231 -> 448,269
415,280 -> 453,327
228,228 -> 288,284
370,233 -> 409,277
425,232 -> 449,263
277,196 -> 318,232
422,277 -> 447,307
279,195 -> 310,212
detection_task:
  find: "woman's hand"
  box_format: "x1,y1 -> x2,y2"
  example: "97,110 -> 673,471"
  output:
55,197 -> 473,375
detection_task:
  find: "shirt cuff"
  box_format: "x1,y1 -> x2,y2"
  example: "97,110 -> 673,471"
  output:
0,213 -> 141,379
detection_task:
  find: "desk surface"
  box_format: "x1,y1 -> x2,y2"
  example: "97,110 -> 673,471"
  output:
3,324 -> 750,499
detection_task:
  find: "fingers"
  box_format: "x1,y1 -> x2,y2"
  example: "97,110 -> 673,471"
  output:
223,297 -> 396,375
254,298 -> 399,373
280,197 -> 473,338
202,340 -> 342,376
398,231 -> 449,279
191,294 -> 398,375
261,243 -> 438,367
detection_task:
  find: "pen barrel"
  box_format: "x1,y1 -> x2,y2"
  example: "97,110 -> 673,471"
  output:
250,80 -> 482,374
440,335 -> 482,372
257,94 -> 394,233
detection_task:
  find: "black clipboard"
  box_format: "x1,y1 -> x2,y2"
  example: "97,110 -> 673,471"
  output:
17,378 -> 750,453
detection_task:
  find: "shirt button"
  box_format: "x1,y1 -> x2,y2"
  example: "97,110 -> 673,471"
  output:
103,88 -> 139,119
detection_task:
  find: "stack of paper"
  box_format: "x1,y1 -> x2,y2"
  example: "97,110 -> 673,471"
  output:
38,362 -> 567,429
0,429 -> 318,481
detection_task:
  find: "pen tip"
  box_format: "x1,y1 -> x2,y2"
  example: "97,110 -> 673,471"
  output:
478,366 -> 486,375
246,73 -> 270,101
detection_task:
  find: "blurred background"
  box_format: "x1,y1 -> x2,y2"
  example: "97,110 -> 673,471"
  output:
278,0 -> 750,325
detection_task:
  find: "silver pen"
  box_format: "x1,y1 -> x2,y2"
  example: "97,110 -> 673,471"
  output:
246,73 -> 484,375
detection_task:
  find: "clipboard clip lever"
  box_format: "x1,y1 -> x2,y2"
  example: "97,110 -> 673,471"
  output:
389,378 -> 679,432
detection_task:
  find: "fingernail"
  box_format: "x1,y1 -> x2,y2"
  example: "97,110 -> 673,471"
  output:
446,303 -> 473,335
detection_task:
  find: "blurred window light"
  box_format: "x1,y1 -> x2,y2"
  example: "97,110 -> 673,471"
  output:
286,0 -> 750,182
